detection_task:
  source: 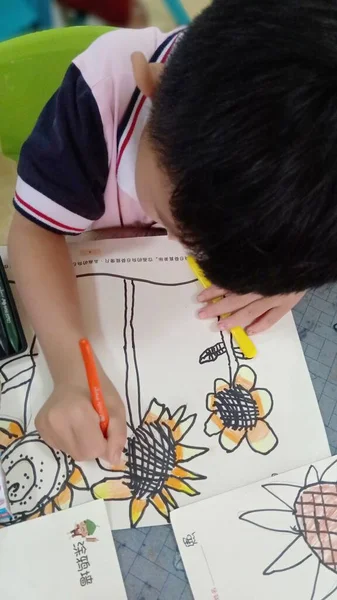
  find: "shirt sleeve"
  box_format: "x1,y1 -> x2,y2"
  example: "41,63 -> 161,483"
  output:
14,63 -> 109,235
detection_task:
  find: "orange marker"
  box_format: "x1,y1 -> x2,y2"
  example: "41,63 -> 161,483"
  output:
79,338 -> 109,437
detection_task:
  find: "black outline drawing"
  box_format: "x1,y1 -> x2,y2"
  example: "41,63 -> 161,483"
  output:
91,398 -> 208,528
0,260 -> 282,528
0,270 -> 208,528
0,425 -> 89,525
239,459 -> 337,600
88,272 -> 208,527
1,336 -> 38,431
199,331 -> 253,365
201,329 -> 278,456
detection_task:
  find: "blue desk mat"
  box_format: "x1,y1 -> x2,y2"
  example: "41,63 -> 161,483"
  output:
113,284 -> 337,600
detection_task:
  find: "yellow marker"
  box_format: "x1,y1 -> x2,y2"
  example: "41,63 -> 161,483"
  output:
187,256 -> 257,359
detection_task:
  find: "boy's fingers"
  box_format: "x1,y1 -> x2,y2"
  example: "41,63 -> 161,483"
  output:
105,416 -> 127,465
218,299 -> 269,331
72,422 -> 107,461
198,285 -> 228,302
246,307 -> 287,335
199,292 -> 260,319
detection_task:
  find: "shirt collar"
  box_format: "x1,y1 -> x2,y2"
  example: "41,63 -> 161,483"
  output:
116,30 -> 183,204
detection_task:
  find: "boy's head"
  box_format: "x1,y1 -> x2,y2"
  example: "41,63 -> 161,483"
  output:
135,0 -> 337,296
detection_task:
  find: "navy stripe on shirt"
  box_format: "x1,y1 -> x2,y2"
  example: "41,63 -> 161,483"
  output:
17,63 -> 109,231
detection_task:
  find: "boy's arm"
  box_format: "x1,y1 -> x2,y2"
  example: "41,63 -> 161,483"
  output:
8,213 -> 126,462
9,213 -> 85,383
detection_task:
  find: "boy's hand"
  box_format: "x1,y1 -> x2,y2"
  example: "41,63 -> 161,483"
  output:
35,378 -> 127,463
198,288 -> 305,334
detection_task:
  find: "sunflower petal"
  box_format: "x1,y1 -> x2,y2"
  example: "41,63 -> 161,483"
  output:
171,405 -> 186,425
68,466 -> 89,490
303,465 -> 319,486
130,498 -> 148,527
263,483 -> 301,510
246,420 -> 278,454
310,562 -> 337,600
166,477 -> 199,496
251,389 -> 273,418
159,412 -> 170,424
96,458 -> 126,473
0,418 -> 24,437
219,427 -> 246,453
0,419 -> 24,451
143,398 -> 167,424
320,459 -> 337,483
43,502 -> 54,515
150,494 -> 170,519
234,365 -> 256,391
206,393 -> 216,412
92,478 -> 132,500
215,378 -> 230,393
172,414 -> 196,442
54,485 -> 74,510
204,413 -> 224,436
239,508 -> 297,534
176,444 -> 208,463
26,511 -> 40,521
165,406 -> 187,432
263,536 -> 312,575
162,487 -> 178,508
171,465 -> 206,480
0,430 -> 14,452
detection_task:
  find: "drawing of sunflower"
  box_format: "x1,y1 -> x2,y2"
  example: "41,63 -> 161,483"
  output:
204,365 -> 278,454
92,399 -> 208,527
0,418 -> 89,523
240,460 -> 337,599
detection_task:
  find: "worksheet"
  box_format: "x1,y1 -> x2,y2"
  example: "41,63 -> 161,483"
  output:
172,456 -> 337,600
0,237 -> 330,529
0,499 -> 126,599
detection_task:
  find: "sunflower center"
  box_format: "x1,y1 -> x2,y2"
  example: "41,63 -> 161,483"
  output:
215,385 -> 258,430
295,482 -> 337,572
126,422 -> 176,500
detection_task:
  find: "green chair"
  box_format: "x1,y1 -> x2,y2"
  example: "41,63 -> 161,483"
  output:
0,26 -> 112,162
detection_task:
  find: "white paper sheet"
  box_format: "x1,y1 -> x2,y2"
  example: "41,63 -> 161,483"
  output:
0,237 -> 330,530
171,455 -> 337,600
0,499 -> 126,599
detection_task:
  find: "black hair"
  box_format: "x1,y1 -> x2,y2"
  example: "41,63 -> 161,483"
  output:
149,0 -> 337,296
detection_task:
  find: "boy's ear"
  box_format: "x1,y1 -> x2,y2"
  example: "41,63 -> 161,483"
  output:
131,52 -> 164,98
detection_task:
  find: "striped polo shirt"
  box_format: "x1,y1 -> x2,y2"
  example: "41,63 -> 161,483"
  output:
14,27 -> 181,235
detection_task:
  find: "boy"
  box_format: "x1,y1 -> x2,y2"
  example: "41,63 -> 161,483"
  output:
8,0 -> 337,463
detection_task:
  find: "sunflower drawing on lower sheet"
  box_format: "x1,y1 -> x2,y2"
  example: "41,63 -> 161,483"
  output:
200,332 -> 278,455
240,460 -> 337,600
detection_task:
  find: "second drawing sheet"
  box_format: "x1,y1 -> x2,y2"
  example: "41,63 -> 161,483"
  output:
0,236 -> 330,530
